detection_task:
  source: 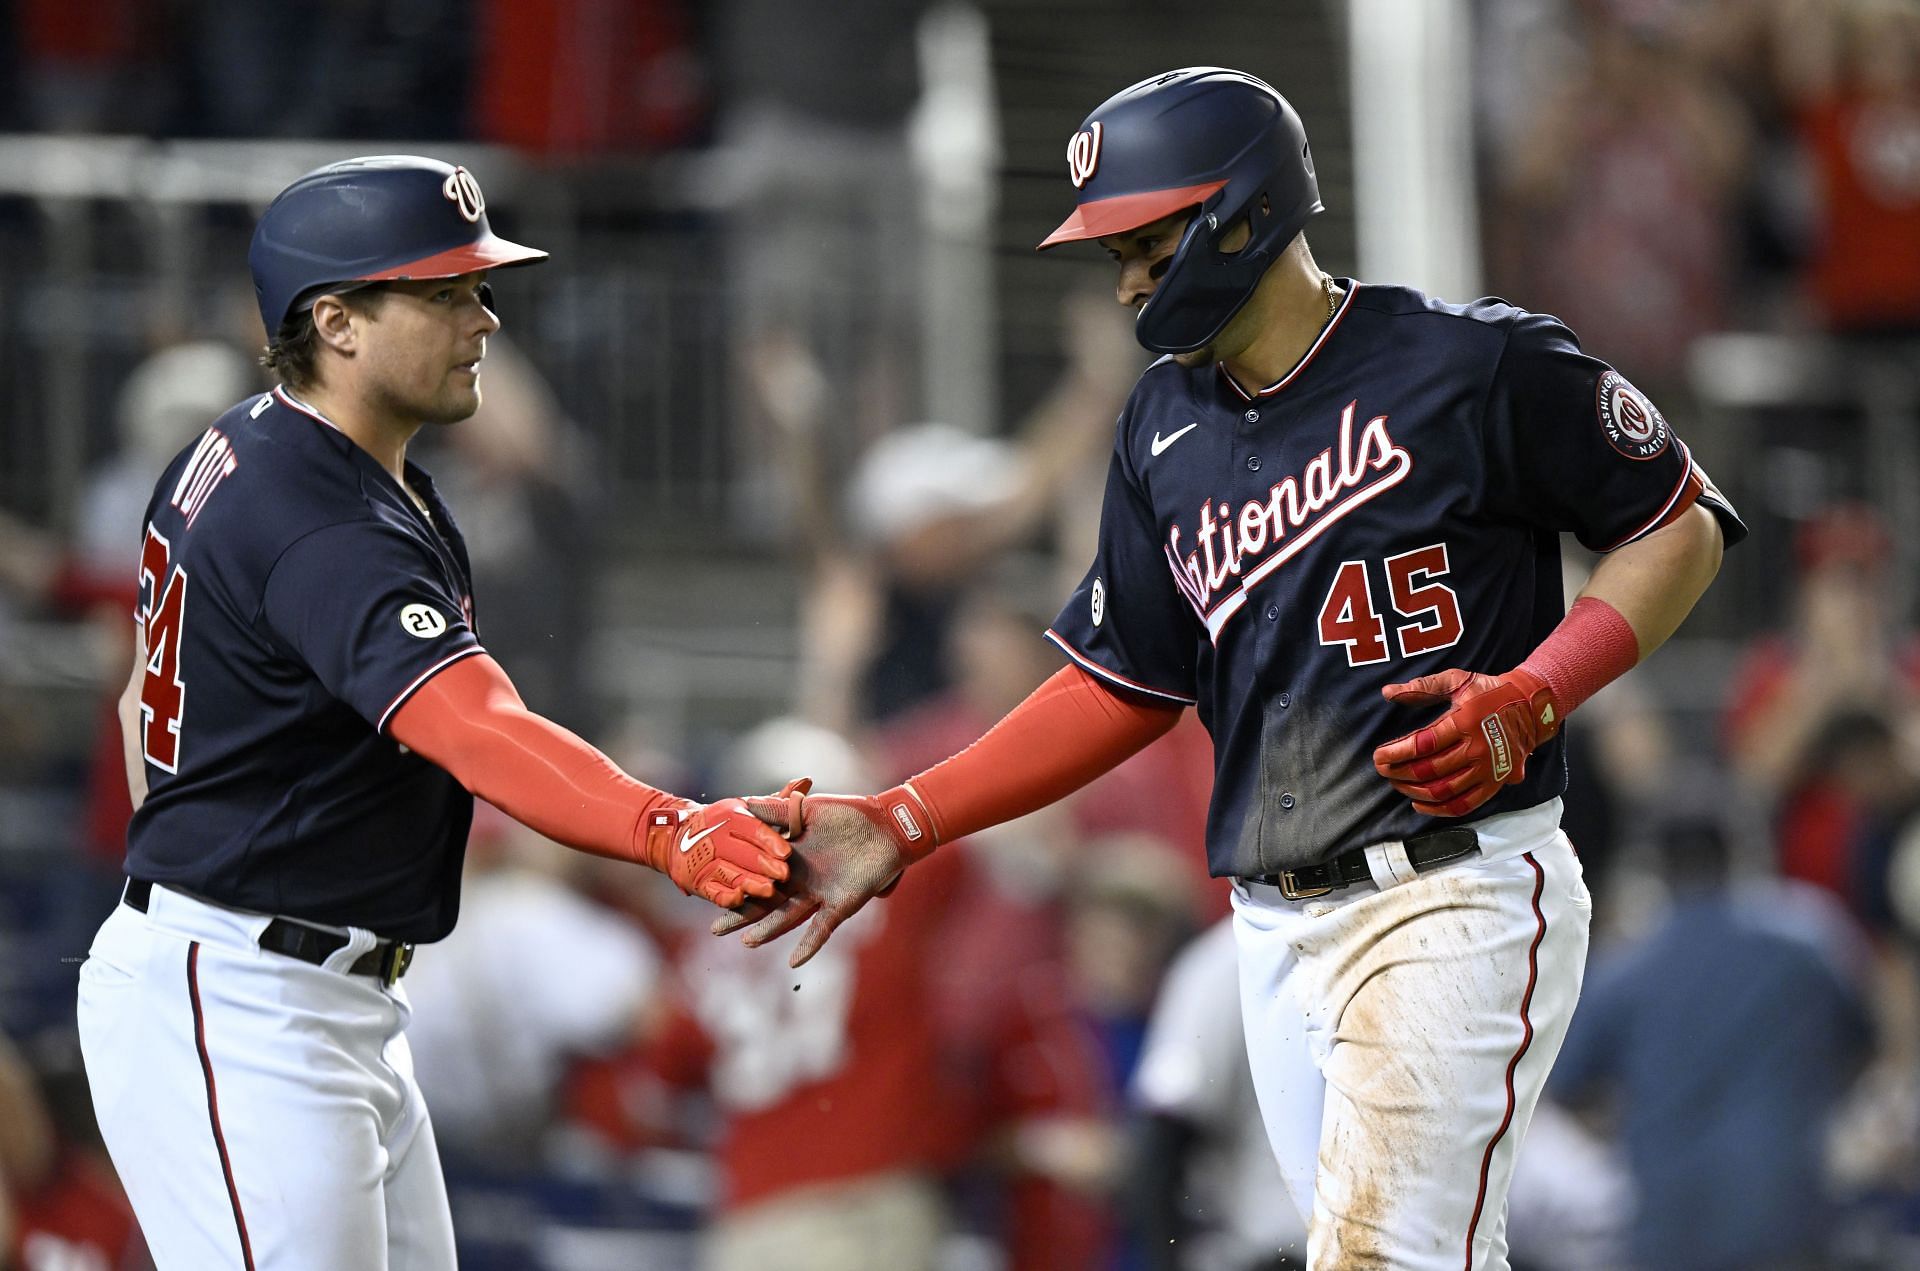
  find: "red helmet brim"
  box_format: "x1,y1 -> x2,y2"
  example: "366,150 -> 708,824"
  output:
1036,180 -> 1228,249
360,233 -> 548,282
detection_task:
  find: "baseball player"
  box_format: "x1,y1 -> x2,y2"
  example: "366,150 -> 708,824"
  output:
721,69 -> 1746,1269
74,155 -> 797,1271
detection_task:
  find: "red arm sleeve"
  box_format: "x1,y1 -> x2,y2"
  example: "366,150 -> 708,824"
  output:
388,653 -> 679,862
909,665 -> 1183,845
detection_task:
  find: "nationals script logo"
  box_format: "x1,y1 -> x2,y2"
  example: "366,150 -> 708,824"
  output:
1164,400 -> 1413,642
1067,122 -> 1103,189
442,167 -> 486,223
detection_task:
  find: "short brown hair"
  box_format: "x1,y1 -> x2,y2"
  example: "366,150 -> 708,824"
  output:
259,286 -> 387,390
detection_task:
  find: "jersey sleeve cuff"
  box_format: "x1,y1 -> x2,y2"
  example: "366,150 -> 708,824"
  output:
377,643 -> 486,733
1044,630 -> 1197,705
1592,441 -> 1705,553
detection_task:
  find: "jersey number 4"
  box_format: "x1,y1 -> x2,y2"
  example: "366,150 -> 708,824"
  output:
138,526 -> 189,772
1318,543 -> 1464,668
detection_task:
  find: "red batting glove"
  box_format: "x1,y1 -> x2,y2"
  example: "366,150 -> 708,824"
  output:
717,783 -> 939,966
1371,668 -> 1561,818
641,797 -> 795,909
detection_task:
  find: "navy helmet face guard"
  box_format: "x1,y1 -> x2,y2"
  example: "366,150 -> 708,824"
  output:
249,155 -> 548,337
1039,68 -> 1323,355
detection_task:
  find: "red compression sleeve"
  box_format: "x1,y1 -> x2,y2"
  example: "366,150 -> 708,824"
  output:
1518,596 -> 1642,715
908,664 -> 1183,845
388,654 -> 678,862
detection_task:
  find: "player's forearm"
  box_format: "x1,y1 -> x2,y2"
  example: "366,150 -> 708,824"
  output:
388,654 -> 675,862
1574,503 -> 1725,660
1514,504 -> 1724,719
906,664 -> 1182,846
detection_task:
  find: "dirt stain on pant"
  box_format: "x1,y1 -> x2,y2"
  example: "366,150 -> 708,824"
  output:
1306,874 -> 1517,1268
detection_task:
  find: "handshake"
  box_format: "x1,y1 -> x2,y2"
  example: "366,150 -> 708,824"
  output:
645,780 -> 939,967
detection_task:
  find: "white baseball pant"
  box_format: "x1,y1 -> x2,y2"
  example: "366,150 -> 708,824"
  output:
1232,799 -> 1591,1270
76,883 -> 456,1270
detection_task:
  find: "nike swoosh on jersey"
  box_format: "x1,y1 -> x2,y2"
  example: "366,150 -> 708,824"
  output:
1150,422 -> 1200,456
679,823 -> 723,853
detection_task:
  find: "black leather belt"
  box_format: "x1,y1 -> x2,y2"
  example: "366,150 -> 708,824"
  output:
123,878 -> 414,986
1247,828 -> 1480,900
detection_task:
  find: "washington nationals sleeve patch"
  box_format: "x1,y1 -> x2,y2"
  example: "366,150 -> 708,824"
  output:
1595,371 -> 1671,460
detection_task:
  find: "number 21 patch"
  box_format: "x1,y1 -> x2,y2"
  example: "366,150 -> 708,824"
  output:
1595,370 -> 1670,460
400,603 -> 448,638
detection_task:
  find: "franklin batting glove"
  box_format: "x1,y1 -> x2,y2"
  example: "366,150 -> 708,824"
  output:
1371,668 -> 1561,818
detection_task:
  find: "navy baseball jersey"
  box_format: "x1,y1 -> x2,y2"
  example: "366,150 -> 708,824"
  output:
1047,282 -> 1746,878
125,387 -> 483,940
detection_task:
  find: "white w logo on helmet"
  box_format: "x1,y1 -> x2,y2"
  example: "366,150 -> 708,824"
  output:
441,167 -> 486,223
1067,122 -> 1103,189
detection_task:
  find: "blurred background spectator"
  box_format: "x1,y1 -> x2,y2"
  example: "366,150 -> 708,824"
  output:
1127,917 -> 1306,1271
0,1027 -> 149,1269
1722,503 -> 1920,915
1777,0 -> 1920,337
403,804 -> 663,1170
1549,806 -> 1876,1270
1491,0 -> 1753,393
3,0 -> 1920,1265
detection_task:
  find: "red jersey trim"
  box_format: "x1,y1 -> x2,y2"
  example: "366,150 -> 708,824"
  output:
187,943 -> 258,1271
1219,282 -> 1359,400
378,645 -> 486,734
1044,630 -> 1197,705
1462,852 -> 1547,1269
1597,439 -> 1703,553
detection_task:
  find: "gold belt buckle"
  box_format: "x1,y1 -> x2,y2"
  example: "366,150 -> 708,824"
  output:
383,944 -> 414,987
1276,870 -> 1333,901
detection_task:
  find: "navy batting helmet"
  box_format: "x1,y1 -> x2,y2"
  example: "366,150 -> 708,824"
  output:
1039,68 -> 1322,355
248,155 -> 548,336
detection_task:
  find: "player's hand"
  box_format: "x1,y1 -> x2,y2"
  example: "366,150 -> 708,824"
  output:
714,784 -> 933,967
641,794 -> 799,911
1371,668 -> 1560,818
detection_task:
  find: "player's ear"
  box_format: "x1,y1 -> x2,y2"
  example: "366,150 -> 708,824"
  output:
309,294 -> 359,355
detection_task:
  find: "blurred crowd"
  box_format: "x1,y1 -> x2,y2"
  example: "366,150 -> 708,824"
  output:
1484,0 -> 1920,354
0,0 -> 704,150
5,0 -> 1920,1269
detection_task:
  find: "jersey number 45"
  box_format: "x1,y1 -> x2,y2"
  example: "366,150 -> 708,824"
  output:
1318,542 -> 1464,667
138,526 -> 189,773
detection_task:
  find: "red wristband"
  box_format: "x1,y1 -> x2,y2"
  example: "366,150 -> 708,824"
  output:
1518,597 -> 1641,716
872,783 -> 940,864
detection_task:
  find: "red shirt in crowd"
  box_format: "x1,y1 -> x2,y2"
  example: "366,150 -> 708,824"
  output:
566,847 -> 1116,1268
1722,635 -> 1920,902
9,1150 -> 148,1271
1800,93 -> 1920,331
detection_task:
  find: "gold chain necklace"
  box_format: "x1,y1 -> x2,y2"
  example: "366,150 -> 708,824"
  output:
1321,272 -> 1338,321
